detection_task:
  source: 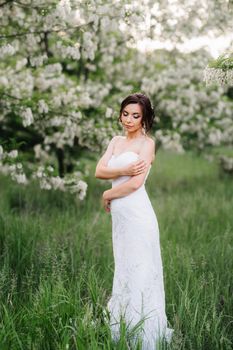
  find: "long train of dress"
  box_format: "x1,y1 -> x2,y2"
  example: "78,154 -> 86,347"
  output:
105,151 -> 174,349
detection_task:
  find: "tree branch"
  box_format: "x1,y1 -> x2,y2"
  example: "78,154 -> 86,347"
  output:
0,21 -> 94,39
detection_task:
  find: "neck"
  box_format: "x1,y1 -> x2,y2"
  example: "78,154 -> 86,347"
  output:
125,130 -> 146,140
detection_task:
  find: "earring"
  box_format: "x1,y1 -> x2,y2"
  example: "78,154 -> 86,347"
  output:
142,122 -> 146,135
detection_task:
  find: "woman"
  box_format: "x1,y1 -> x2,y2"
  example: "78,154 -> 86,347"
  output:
95,93 -> 174,349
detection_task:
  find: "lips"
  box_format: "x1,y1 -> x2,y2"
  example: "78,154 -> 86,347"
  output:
125,125 -> 133,128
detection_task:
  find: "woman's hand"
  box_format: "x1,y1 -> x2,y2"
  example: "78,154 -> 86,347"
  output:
123,159 -> 148,176
102,191 -> 111,213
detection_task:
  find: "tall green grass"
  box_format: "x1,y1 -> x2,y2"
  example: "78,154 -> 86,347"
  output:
0,149 -> 232,349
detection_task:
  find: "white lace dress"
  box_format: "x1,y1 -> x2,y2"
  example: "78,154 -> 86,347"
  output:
105,151 -> 174,349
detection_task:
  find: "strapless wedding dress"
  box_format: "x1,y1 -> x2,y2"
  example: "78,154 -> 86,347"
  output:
105,151 -> 174,349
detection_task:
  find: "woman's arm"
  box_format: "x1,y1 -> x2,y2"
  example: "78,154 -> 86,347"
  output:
95,136 -> 123,179
96,166 -> 125,179
95,136 -> 148,180
103,178 -> 138,199
103,138 -> 155,200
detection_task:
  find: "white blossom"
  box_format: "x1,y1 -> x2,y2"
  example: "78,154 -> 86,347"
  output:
77,180 -> 88,200
57,43 -> 81,60
30,54 -> 48,67
56,0 -> 71,21
34,144 -> 49,160
0,44 -> 16,57
208,129 -> 222,146
71,9 -> 86,26
16,58 -> 28,70
50,176 -> 65,191
8,150 -> 18,158
38,99 -> 49,114
40,178 -> 52,190
219,155 -> 233,173
16,162 -> 23,169
47,165 -> 54,172
13,173 -> 28,185
105,107 -> 113,118
21,107 -> 34,127
44,63 -> 63,76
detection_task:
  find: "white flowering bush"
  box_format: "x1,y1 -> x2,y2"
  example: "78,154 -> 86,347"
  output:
1,0 -> 233,197
203,1 -> 233,87
203,55 -> 233,87
141,50 -> 233,153
0,0 -> 143,199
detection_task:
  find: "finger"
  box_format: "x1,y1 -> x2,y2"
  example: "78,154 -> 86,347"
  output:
134,168 -> 142,175
137,161 -> 147,168
138,166 -> 147,173
136,160 -> 145,166
136,165 -> 146,172
134,160 -> 142,166
104,200 -> 111,212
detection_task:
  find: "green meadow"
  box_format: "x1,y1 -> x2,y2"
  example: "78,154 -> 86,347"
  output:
0,149 -> 232,350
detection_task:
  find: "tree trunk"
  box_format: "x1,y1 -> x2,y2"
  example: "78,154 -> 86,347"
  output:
56,148 -> 65,177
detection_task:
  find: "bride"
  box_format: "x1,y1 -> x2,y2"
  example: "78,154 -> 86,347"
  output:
95,93 -> 174,349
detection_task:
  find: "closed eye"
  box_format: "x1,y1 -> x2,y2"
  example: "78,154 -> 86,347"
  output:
123,112 -> 140,118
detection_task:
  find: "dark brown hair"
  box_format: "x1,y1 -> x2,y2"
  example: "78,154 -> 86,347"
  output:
118,93 -> 155,133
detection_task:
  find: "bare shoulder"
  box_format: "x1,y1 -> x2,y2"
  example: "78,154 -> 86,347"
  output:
145,136 -> 155,149
118,135 -> 126,140
108,135 -> 123,150
112,135 -> 123,141
110,135 -> 122,144
140,136 -> 155,154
